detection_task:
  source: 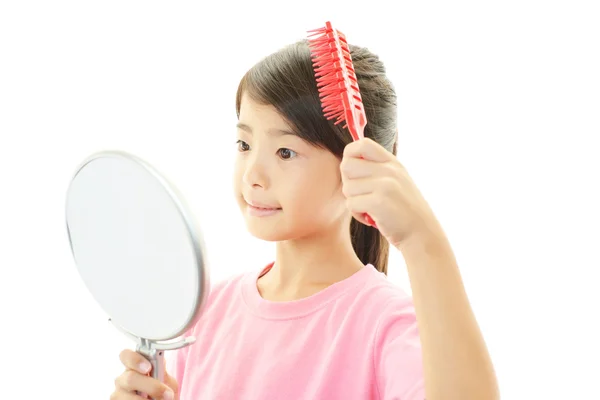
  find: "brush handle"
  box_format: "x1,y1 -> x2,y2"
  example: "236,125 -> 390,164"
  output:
364,213 -> 377,228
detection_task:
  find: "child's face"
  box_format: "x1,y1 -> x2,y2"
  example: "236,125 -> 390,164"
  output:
233,93 -> 349,241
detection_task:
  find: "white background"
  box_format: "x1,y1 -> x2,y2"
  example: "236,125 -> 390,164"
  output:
1,1 -> 599,399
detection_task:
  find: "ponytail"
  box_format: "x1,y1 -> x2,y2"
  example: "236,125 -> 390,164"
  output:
351,219 -> 389,275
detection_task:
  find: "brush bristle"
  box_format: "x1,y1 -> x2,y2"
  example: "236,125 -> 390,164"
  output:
307,23 -> 364,131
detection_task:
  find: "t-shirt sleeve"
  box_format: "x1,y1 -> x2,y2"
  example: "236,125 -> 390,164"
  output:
373,296 -> 425,400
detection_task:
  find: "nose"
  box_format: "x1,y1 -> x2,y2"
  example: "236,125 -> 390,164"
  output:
242,151 -> 269,189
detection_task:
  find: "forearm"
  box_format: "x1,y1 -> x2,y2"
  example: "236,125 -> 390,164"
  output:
398,227 -> 499,400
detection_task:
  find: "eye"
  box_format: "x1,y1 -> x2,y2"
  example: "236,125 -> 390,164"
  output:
277,148 -> 297,160
236,140 -> 250,152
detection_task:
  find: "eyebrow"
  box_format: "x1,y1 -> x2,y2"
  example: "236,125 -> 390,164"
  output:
236,122 -> 296,137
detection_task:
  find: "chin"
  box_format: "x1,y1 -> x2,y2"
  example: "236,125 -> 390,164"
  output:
243,212 -> 300,242
245,216 -> 322,243
245,223 -> 290,242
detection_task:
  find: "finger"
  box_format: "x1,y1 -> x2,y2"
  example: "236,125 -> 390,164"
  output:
340,156 -> 381,180
115,370 -> 175,400
343,138 -> 392,162
110,388 -> 147,400
342,177 -> 376,198
346,193 -> 382,218
120,349 -> 152,374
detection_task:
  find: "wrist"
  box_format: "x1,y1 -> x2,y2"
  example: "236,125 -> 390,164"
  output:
395,219 -> 449,255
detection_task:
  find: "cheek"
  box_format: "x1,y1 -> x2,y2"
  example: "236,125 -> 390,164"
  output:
233,157 -> 244,186
287,165 -> 343,212
314,164 -> 347,214
232,159 -> 245,202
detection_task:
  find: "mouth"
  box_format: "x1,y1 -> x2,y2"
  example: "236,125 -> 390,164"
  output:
245,199 -> 282,216
245,199 -> 281,210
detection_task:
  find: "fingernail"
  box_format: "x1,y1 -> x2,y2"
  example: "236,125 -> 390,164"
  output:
164,388 -> 174,400
138,361 -> 151,373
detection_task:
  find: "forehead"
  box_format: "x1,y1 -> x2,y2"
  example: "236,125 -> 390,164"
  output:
238,92 -> 293,132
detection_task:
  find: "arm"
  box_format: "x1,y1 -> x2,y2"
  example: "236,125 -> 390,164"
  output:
398,224 -> 500,400
340,138 -> 499,399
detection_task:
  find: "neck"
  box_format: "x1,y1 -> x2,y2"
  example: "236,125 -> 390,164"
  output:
259,221 -> 364,300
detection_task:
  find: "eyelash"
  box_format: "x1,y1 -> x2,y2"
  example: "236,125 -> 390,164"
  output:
236,140 -> 297,160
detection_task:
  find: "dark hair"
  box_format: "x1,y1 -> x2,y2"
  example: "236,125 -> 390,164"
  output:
235,39 -> 398,275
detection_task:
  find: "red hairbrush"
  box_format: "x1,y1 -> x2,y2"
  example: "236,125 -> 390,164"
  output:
307,21 -> 378,228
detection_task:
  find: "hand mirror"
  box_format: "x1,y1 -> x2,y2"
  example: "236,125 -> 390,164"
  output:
65,150 -> 209,398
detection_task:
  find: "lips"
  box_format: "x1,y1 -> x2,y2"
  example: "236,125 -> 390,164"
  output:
244,198 -> 282,217
246,200 -> 281,210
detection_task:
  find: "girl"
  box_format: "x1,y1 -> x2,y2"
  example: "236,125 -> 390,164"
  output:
110,40 -> 499,400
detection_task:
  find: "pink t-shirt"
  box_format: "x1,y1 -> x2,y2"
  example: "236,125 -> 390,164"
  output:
167,263 -> 425,399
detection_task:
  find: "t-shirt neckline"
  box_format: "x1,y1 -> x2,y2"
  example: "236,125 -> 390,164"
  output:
241,262 -> 376,320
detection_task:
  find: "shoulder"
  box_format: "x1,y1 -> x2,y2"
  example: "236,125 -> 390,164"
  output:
354,268 -> 420,350
355,267 -> 416,320
331,266 -> 418,345
202,267 -> 256,309
206,270 -> 248,302
190,263 -> 266,322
